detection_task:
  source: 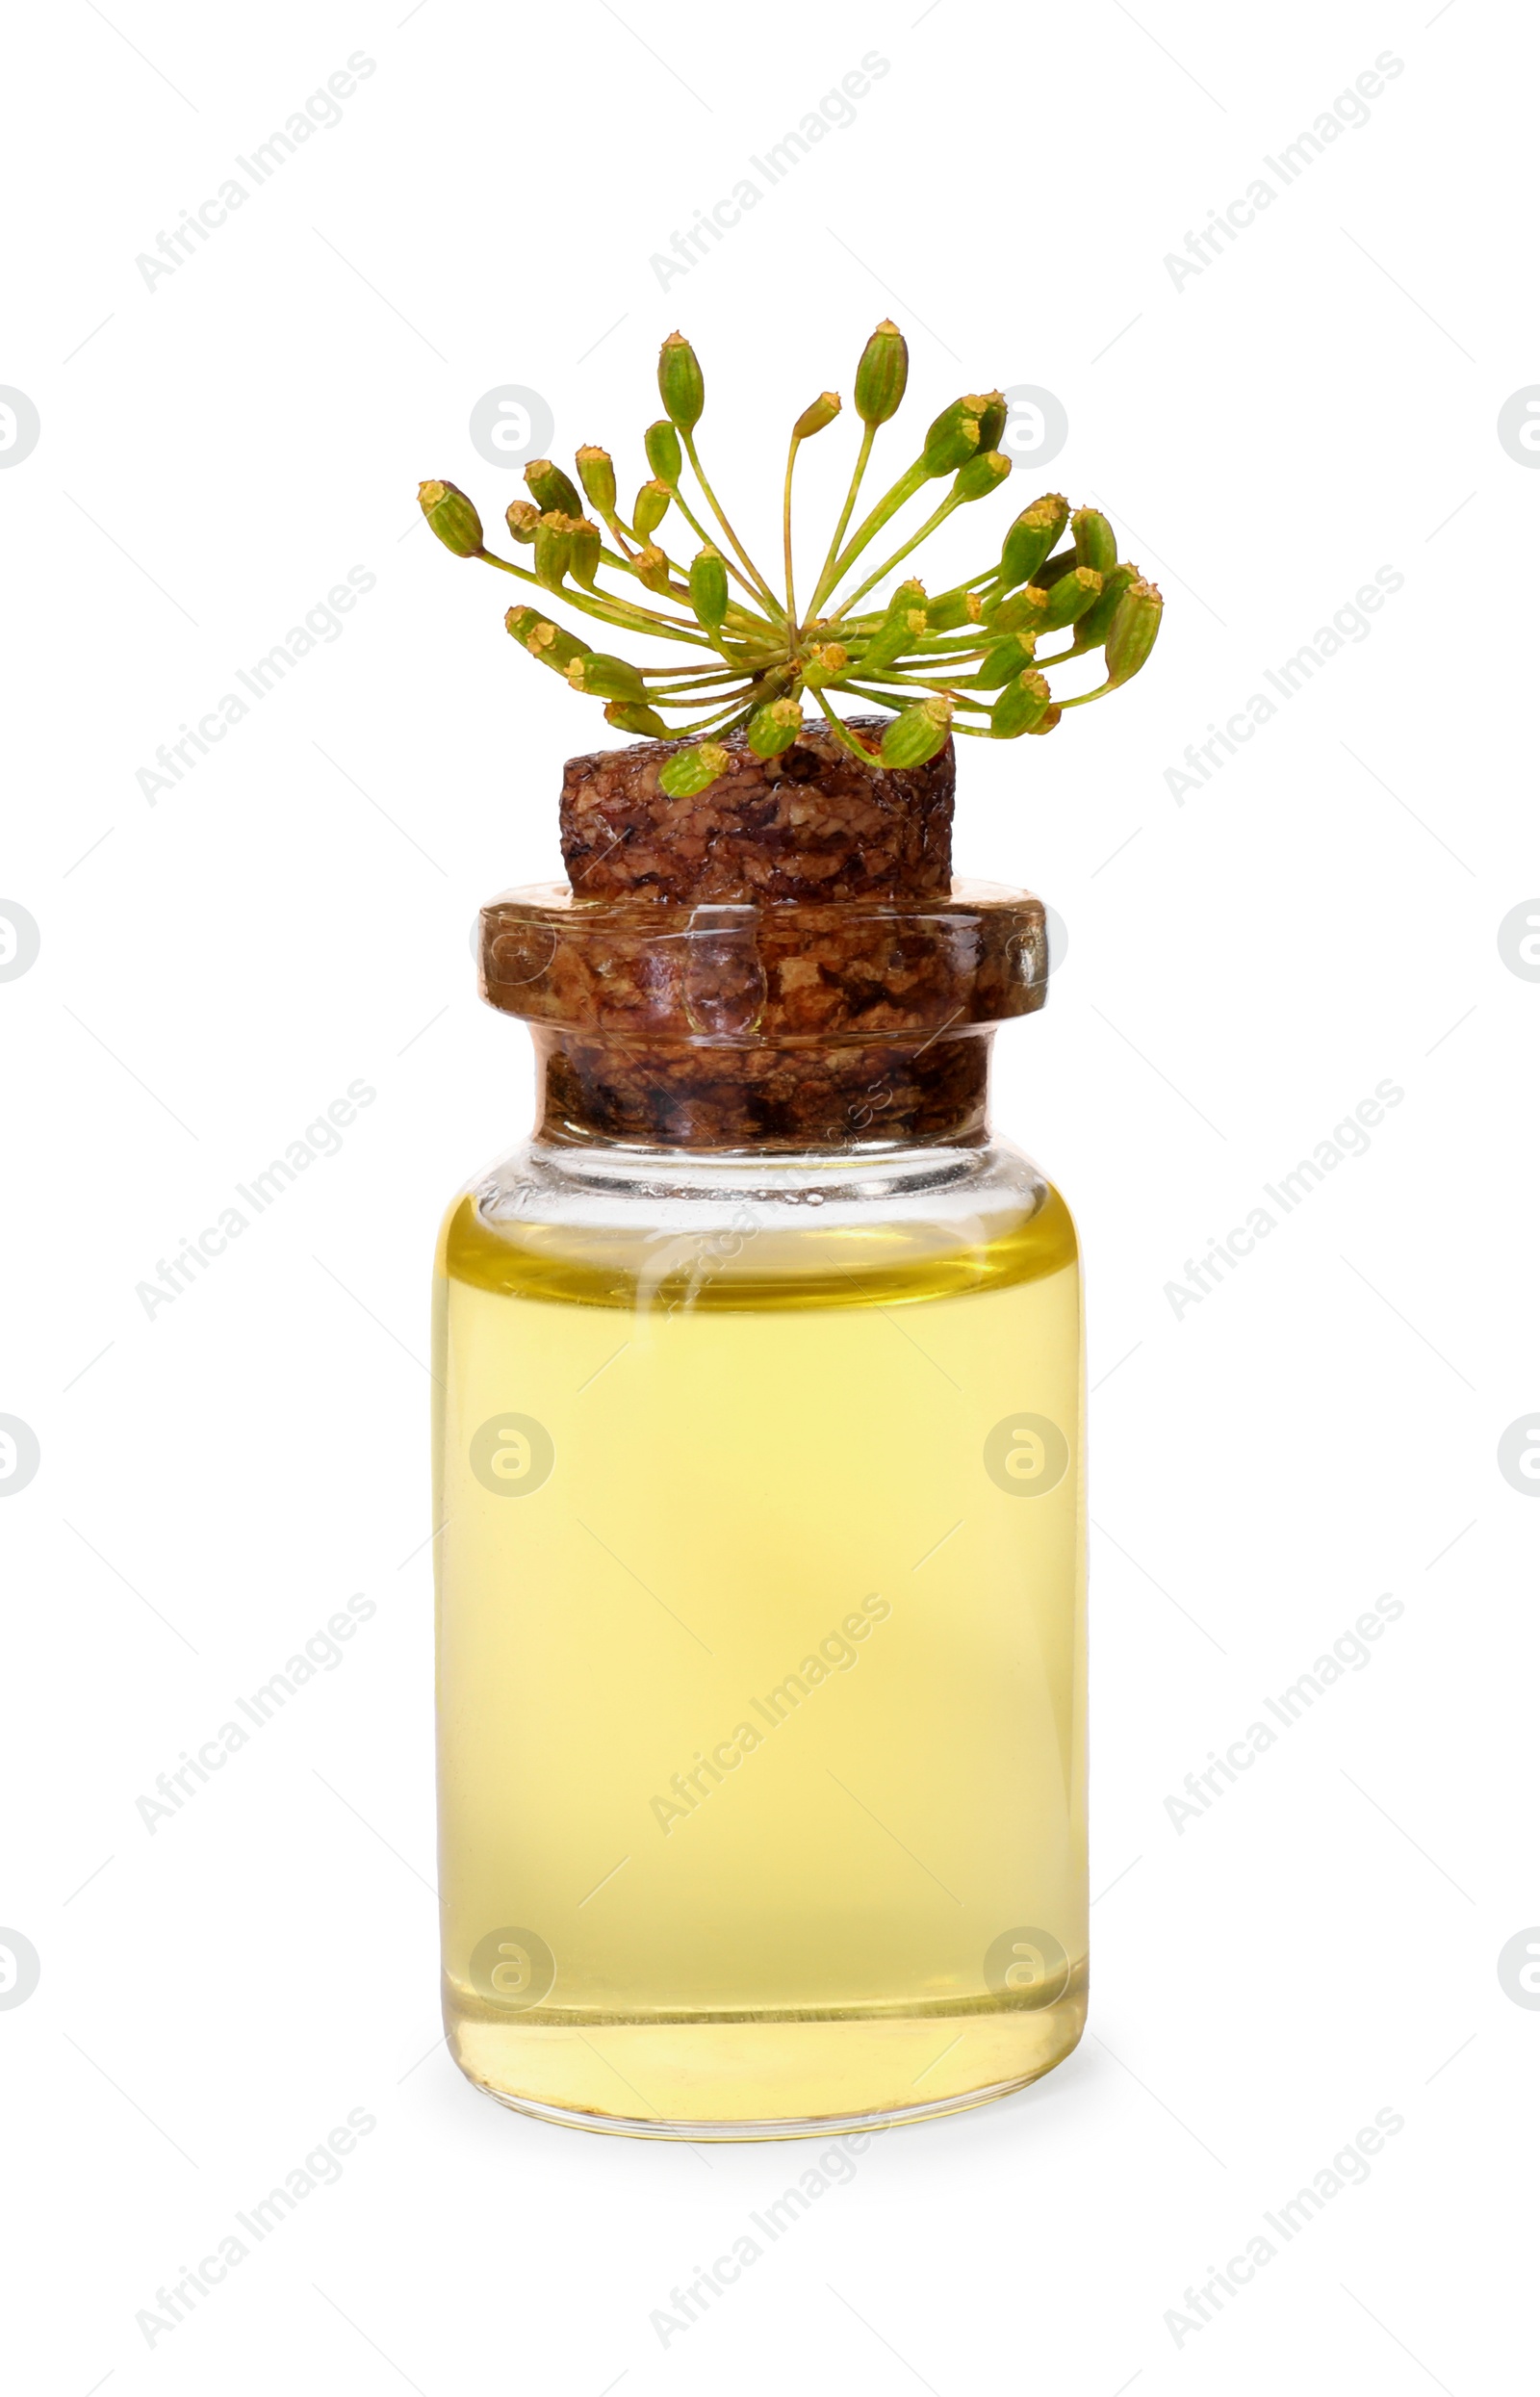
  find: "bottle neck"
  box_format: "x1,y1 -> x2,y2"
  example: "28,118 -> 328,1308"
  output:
529,1024 -> 994,1154
480,878 -> 1044,1158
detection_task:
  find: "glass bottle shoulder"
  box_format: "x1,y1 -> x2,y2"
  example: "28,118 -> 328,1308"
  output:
436,1137 -> 1078,1313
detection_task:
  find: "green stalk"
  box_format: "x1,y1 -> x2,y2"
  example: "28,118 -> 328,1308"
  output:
641,664 -> 749,685
804,422 -> 876,624
669,694 -> 759,736
783,433 -> 802,626
840,681 -> 993,717
649,678 -> 781,706
829,493 -> 966,622
914,565 -> 1000,610
643,682 -> 753,702
846,663 -> 987,690
656,477 -> 770,613
648,686 -> 756,711
811,687 -> 880,760
475,549 -> 716,648
680,428 -> 786,622
808,457 -> 929,615
865,638 -> 991,667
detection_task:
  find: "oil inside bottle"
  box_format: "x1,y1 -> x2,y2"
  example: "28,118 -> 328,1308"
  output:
433,1156 -> 1085,2138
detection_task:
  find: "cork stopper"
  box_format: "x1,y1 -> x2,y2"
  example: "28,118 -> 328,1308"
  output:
479,722 -> 1046,1152
559,715 -> 954,903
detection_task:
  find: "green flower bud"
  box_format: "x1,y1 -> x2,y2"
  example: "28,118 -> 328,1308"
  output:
634,477 -> 671,536
507,608 -> 587,673
1104,579 -> 1164,685
567,652 -> 649,703
853,581 -> 926,670
971,631 -> 1038,689
854,320 -> 910,426
634,544 -> 675,596
802,642 -> 851,690
879,695 -> 953,768
689,545 -> 729,629
658,739 -> 730,798
793,391 -> 842,440
576,444 -> 617,516
644,420 -> 682,484
988,584 -> 1049,635
1070,560 -> 1140,651
951,448 -> 1012,503
658,331 -> 706,430
418,478 -> 482,557
747,697 -> 804,758
524,458 -> 583,516
533,509 -> 576,590
1026,702 -> 1062,736
1040,565 -> 1102,631
603,699 -> 669,737
991,669 -> 1053,738
530,622 -> 590,673
859,608 -> 928,673
1071,507 -> 1118,577
504,499 -> 541,546
999,495 -> 1069,591
974,392 -> 1008,451
569,516 -> 603,589
926,589 -> 984,632
921,401 -> 981,477
883,577 -> 927,621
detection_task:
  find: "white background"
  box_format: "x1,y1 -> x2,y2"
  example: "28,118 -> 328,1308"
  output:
3,0 -> 1535,2389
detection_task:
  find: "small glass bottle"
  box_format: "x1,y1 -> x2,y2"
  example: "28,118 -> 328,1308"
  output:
433,729 -> 1085,2138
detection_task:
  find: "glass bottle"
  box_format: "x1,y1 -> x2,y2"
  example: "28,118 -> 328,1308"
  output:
432,743 -> 1085,2140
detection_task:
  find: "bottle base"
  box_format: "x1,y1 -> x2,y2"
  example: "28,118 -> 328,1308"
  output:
464,2065 -> 1069,2143
444,1979 -> 1086,2142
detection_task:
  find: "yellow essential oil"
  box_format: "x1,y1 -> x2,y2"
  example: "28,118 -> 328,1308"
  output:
433,1156 -> 1085,2138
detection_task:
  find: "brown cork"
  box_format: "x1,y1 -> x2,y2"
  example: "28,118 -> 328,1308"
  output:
481,886 -> 1042,1041
531,1026 -> 997,1149
480,723 -> 1045,1153
481,881 -> 1044,1153
558,716 -> 954,903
